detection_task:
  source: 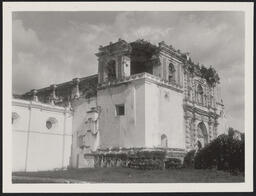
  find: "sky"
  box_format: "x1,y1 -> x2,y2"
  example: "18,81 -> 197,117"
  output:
12,11 -> 245,131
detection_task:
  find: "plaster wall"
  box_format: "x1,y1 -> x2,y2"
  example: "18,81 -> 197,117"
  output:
97,79 -> 146,148
12,99 -> 72,171
144,82 -> 185,149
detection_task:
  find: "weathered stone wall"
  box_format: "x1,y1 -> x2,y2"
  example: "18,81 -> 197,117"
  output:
82,148 -> 185,169
158,43 -> 184,87
70,97 -> 99,168
182,71 -> 226,151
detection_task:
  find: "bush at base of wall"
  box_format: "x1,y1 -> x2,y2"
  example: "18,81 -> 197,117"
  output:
194,134 -> 244,174
183,150 -> 196,168
165,158 -> 182,169
92,149 -> 167,170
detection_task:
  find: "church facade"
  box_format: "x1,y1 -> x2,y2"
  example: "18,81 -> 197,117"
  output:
12,39 -> 227,171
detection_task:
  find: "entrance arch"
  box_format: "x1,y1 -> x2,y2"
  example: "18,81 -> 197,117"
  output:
197,122 -> 208,148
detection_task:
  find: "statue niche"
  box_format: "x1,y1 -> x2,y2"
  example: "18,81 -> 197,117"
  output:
168,63 -> 176,82
197,84 -> 204,105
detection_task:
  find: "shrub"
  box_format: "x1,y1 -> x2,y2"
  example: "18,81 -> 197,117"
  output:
135,150 -> 166,159
165,158 -> 182,169
128,150 -> 166,170
183,150 -> 196,168
128,158 -> 163,170
194,134 -> 244,173
94,149 -> 167,170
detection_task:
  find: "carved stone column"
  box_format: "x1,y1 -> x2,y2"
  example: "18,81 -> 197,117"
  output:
206,87 -> 210,107
208,118 -> 213,142
192,79 -> 196,102
204,94 -> 207,107
184,113 -> 192,151
184,75 -> 188,100
213,120 -> 219,139
184,111 -> 197,151
191,116 -> 197,149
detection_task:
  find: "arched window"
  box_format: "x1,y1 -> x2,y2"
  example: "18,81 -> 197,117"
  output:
161,134 -> 168,148
46,117 -> 58,130
12,112 -> 19,124
197,84 -> 204,104
168,63 -> 176,82
106,60 -> 116,81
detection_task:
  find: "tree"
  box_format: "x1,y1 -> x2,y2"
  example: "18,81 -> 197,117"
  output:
194,133 -> 244,173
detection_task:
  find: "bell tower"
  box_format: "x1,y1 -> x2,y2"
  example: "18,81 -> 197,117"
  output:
96,39 -> 132,84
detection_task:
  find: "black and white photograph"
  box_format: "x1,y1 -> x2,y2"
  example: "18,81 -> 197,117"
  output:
2,1 -> 253,193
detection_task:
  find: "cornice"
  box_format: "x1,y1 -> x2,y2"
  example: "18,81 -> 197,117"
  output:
12,99 -> 72,114
183,102 -> 219,118
97,72 -> 183,93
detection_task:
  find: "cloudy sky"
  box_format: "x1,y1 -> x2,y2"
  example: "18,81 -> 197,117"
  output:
12,11 -> 244,131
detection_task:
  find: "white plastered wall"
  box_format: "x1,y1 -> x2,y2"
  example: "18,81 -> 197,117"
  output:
12,99 -> 72,172
144,82 -> 185,149
97,79 -> 146,148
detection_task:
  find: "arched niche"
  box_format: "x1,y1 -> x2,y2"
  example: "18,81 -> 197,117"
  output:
161,134 -> 168,148
197,84 -> 204,104
168,63 -> 176,82
197,121 -> 208,148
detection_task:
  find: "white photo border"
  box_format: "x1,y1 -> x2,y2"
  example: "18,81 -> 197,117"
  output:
3,1 -> 254,193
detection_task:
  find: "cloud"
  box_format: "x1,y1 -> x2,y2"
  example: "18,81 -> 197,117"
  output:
12,11 -> 245,131
13,20 -> 41,51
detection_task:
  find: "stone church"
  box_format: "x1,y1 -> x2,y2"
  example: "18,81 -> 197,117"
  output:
12,39 -> 227,171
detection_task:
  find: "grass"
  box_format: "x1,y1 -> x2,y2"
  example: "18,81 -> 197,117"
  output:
12,167 -> 244,183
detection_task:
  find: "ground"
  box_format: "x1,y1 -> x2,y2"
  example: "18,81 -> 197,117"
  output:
12,168 -> 244,183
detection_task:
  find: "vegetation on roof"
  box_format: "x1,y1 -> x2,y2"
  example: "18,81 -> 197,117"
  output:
130,39 -> 159,57
200,65 -> 220,87
129,39 -> 161,74
130,39 -> 220,87
181,52 -> 220,87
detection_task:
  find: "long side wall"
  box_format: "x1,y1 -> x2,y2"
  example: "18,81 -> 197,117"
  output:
145,81 -> 185,149
97,79 -> 146,148
12,99 -> 72,172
